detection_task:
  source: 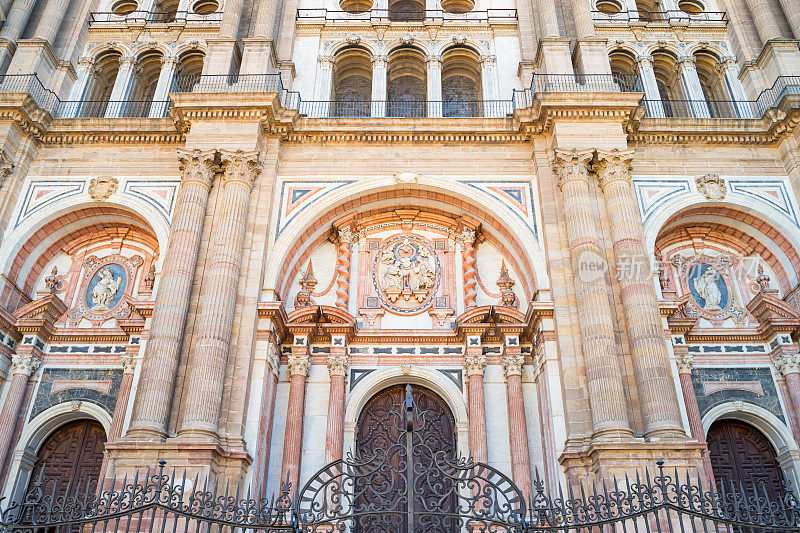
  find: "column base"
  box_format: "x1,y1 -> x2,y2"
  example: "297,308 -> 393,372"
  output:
202,38 -> 240,76
573,38 -> 612,76
5,39 -> 58,82
240,38 -> 278,75
559,438 -> 707,485
535,38 -> 574,75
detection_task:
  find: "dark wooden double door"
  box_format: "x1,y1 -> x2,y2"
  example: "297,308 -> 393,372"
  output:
355,384 -> 457,533
707,419 -> 785,501
29,419 -> 107,496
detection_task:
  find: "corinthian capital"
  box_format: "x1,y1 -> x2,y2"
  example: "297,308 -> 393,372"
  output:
501,353 -> 524,378
594,148 -> 635,190
553,149 -> 593,190
327,354 -> 349,376
674,352 -> 693,374
219,149 -> 262,190
464,352 -> 487,376
177,148 -> 217,189
287,354 -> 311,377
11,353 -> 40,376
120,353 -> 137,374
774,354 -> 800,377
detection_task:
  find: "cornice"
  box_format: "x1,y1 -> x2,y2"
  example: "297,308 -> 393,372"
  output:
0,94 -> 53,140
42,117 -> 183,145
170,92 -> 298,137
513,91 -> 645,135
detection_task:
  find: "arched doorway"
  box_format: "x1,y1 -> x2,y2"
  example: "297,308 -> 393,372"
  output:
355,384 -> 457,532
28,419 -> 107,496
707,419 -> 785,500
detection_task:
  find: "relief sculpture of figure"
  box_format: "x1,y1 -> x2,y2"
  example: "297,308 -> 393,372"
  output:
91,268 -> 122,312
693,266 -> 723,312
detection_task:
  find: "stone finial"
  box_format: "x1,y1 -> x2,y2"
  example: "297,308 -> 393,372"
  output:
674,352 -> 694,374
120,353 -> 137,374
464,352 -> 487,376
88,176 -> 119,202
219,149 -> 262,190
496,261 -> 517,307
11,353 -> 40,376
144,265 -> 156,291
553,149 -> 593,190
774,354 -> 800,377
295,261 -> 317,308
501,353 -> 525,377
45,266 -> 60,293
593,149 -> 635,190
327,354 -> 349,376
177,148 -> 217,189
695,173 -> 726,200
287,354 -> 311,377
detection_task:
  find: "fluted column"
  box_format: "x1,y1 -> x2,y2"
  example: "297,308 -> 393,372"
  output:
426,55 -> 442,117
464,339 -> 488,463
281,341 -> 311,491
674,351 -> 714,480
719,57 -> 754,118
0,0 -> 36,43
502,338 -> 532,500
148,56 -> 178,118
595,149 -> 684,440
460,228 -> 478,310
744,0 -> 783,43
104,56 -> 138,118
775,354 -> 800,445
371,55 -> 388,117
179,149 -> 261,440
127,149 -> 217,440
778,0 -> 800,40
324,338 -> 348,464
254,344 -> 280,499
99,353 -> 137,481
636,57 -> 665,118
553,149 -> 632,439
677,56 -> 710,118
334,228 -> 353,311
313,56 -> 334,117
31,0 -> 68,44
64,58 -> 97,118
480,55 -> 499,117
0,354 -> 39,469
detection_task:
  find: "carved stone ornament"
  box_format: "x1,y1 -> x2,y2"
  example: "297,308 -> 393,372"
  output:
464,352 -> 487,376
501,353 -> 525,377
287,354 -> 311,377
177,148 -> 217,189
295,261 -> 317,308
400,34 -> 414,45
327,354 -> 349,376
593,149 -> 635,190
452,34 -> 467,45
393,171 -> 420,184
88,176 -> 119,202
774,353 -> 800,377
553,149 -> 593,190
11,353 -> 40,376
374,235 -> 440,314
496,261 -> 517,307
696,173 -> 726,200
674,352 -> 694,374
220,149 -> 262,189
0,149 -> 14,191
346,34 -> 361,45
120,352 -> 137,374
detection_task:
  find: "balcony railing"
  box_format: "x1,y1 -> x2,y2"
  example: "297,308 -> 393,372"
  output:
299,99 -> 513,118
170,73 -> 302,109
755,75 -> 800,115
643,99 -> 757,119
56,100 -> 171,118
592,9 -> 727,23
89,10 -> 222,24
296,8 -> 517,23
0,74 -> 60,111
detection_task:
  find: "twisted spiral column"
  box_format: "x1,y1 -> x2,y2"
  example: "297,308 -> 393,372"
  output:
179,150 -> 261,440
334,228 -> 353,311
461,228 -> 478,309
128,149 -> 216,440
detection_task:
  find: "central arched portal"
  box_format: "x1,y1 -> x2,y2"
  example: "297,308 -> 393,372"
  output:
355,384 -> 457,532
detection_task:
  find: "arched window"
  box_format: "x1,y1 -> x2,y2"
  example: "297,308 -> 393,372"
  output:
608,49 -> 640,91
341,0 -> 373,13
389,0 -> 424,20
441,0 -> 475,13
175,49 -> 206,92
693,50 -> 731,117
387,47 -> 426,117
155,0 -> 179,21
332,47 -> 373,117
441,46 -> 482,117
651,50 -> 685,116
130,50 -> 164,116
85,50 -> 122,117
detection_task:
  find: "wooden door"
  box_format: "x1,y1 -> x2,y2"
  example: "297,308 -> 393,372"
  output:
29,419 -> 107,497
707,419 -> 785,500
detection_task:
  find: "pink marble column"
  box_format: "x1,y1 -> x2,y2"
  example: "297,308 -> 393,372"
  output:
281,344 -> 311,492
324,343 -> 348,464
179,150 -> 261,440
674,352 -> 714,481
503,342 -> 533,500
775,354 -> 800,446
0,353 -> 39,469
253,346 -> 279,500
128,149 -> 217,440
553,149 -> 632,439
460,228 -> 478,309
99,352 -> 137,482
595,149 -> 684,440
464,345 -> 488,463
334,228 -> 353,311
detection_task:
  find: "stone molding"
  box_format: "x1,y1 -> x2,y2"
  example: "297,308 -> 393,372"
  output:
177,148 -> 217,190
553,148 -> 593,190
464,352 -> 487,376
327,354 -> 349,376
11,353 -> 40,376
594,148 -> 635,190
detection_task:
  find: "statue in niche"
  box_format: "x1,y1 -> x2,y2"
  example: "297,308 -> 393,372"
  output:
692,265 -> 723,312
91,267 -> 123,312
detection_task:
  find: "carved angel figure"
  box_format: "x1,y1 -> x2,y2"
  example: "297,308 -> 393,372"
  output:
91,268 -> 122,312
693,266 -> 723,312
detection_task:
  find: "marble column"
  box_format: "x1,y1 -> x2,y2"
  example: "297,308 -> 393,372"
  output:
464,339 -> 488,463
313,56 -> 334,118
371,55 -> 387,117
502,338 -> 532,500
99,352 -> 137,481
148,56 -> 178,118
480,55 -> 499,117
0,354 -> 39,469
179,150 -> 261,440
677,56 -> 711,118
334,228 -> 353,311
636,56 -> 665,118
595,149 -> 685,440
426,55 -> 442,117
553,149 -> 632,439
744,0 -> 783,43
324,339 -> 348,464
281,341 -> 311,491
31,0 -> 68,44
775,354 -> 800,446
64,58 -> 97,118
104,56 -> 138,118
0,0 -> 37,72
254,344 -> 279,499
778,0 -> 800,40
674,351 -> 714,480
127,149 -> 217,440
719,56 -> 754,118
460,228 -> 478,310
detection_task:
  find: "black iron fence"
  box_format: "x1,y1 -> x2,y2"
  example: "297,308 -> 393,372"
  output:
295,8 -> 518,22
56,100 -> 171,118
89,10 -> 223,24
299,99 -> 514,118
592,9 -> 728,23
643,98 -> 758,118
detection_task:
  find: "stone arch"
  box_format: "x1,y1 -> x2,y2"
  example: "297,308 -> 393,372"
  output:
343,365 -> 469,458
265,181 -> 547,306
3,401 -> 112,500
441,45 -> 482,116
332,46 -> 373,116
174,40 -> 208,57
387,46 -> 427,116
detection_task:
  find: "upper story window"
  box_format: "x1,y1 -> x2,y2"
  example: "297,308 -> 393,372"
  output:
441,0 -> 475,14
389,0 -> 425,21
111,0 -> 139,15
341,0 -> 373,13
192,0 -> 219,15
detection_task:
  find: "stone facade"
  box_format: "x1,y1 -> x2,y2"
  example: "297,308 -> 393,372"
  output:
0,0 -> 798,500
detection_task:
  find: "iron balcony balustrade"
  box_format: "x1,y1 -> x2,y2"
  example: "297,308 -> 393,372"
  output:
296,8 -> 517,23
592,9 -> 728,23
89,10 -> 223,25
56,100 -> 171,119
0,74 -> 60,112
299,99 -> 514,118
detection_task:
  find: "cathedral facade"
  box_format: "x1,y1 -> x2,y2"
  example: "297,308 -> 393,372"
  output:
0,0 -> 798,509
